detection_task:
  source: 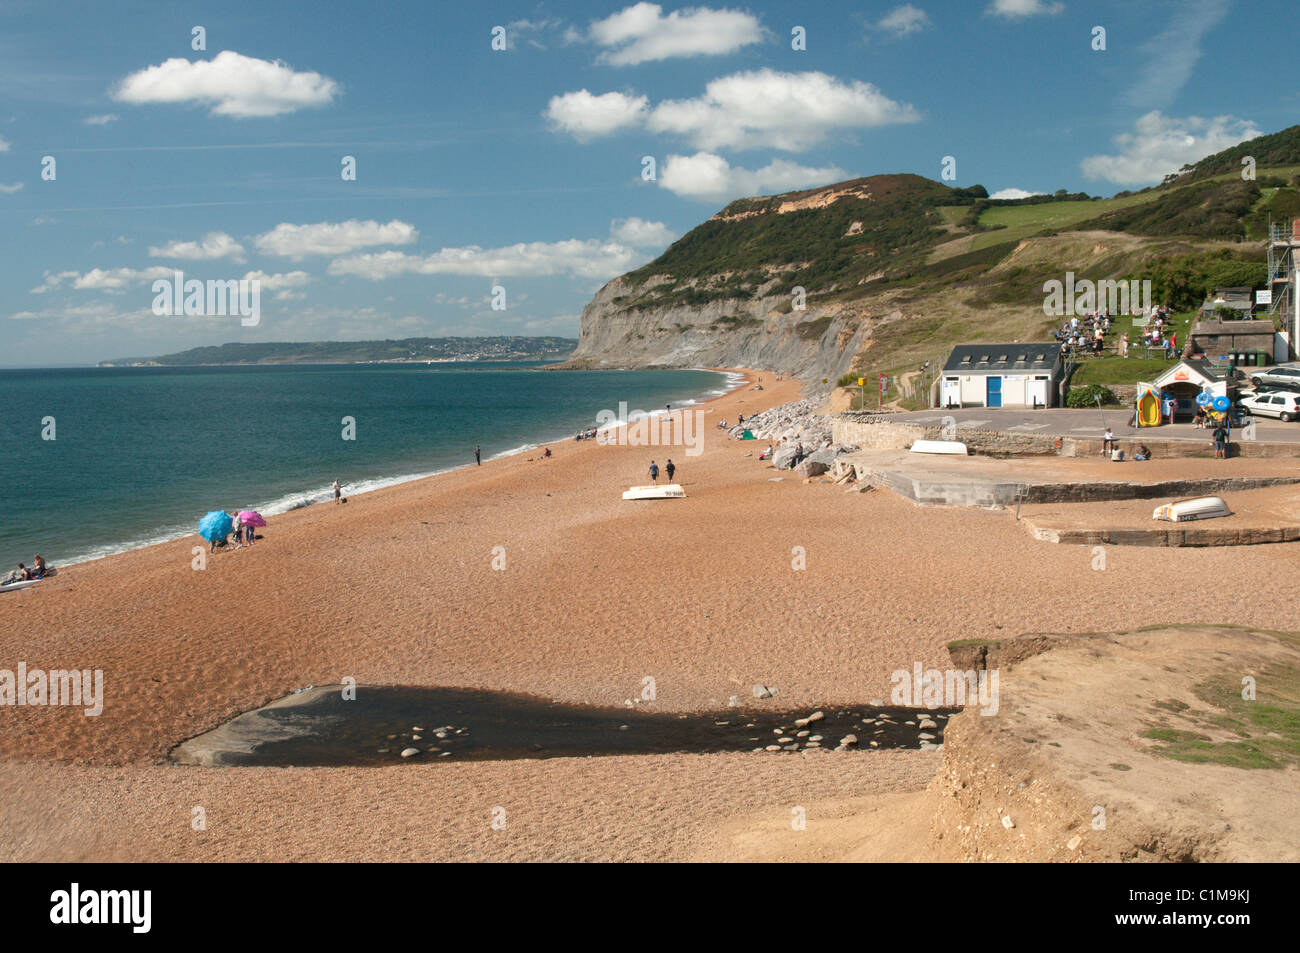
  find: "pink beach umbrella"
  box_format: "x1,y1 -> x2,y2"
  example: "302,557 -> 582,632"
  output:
237,510 -> 267,527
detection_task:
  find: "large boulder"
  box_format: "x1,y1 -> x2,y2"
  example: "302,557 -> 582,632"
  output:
795,459 -> 829,478
772,447 -> 799,470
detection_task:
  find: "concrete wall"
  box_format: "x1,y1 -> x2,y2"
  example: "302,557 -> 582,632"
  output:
832,415 -> 1300,460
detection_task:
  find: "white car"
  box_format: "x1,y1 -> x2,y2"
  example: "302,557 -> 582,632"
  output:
1241,390 -> 1300,422
1248,365 -> 1300,390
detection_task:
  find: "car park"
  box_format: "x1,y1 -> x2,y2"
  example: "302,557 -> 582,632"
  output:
1248,365 -> 1300,390
1240,390 -> 1300,422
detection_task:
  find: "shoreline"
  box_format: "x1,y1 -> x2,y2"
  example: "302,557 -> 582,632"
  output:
32,366 -> 749,572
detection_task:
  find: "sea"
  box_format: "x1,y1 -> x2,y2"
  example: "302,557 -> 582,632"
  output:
0,363 -> 736,568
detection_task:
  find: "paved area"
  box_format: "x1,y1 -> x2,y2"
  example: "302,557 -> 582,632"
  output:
885,408 -> 1300,444
839,450 -> 1300,507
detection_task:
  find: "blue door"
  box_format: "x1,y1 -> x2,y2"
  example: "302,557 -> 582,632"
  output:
987,376 -> 1002,407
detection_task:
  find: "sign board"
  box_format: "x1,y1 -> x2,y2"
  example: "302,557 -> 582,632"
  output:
1256,290 -> 1273,305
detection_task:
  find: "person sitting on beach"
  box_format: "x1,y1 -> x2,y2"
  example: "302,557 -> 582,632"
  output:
3,563 -> 28,585
1133,444 -> 1151,461
28,555 -> 49,580
543,447 -> 552,459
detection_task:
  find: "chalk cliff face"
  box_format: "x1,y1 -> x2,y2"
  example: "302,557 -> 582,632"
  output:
567,173 -> 956,385
571,275 -> 896,384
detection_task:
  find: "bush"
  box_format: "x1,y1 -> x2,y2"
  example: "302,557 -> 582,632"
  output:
1067,384 -> 1118,408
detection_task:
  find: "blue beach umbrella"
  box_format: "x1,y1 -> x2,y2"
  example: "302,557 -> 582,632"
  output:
198,510 -> 234,543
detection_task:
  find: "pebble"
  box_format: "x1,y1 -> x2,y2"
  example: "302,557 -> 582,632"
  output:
440,751 -> 452,757
400,747 -> 420,758
919,732 -> 935,740
777,736 -> 794,744
809,735 -> 822,742
796,730 -> 810,738
435,731 -> 447,739
412,735 -> 422,741
794,717 -> 809,728
765,745 -> 782,752
869,740 -> 879,747
807,711 -> 824,723
1002,815 -> 1015,830
805,741 -> 821,748
919,718 -> 938,730
752,684 -> 776,699
840,734 -> 857,746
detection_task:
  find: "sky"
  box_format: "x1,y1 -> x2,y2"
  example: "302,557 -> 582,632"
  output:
0,0 -> 1292,366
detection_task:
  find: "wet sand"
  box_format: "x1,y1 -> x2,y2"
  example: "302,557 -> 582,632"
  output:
3,369 -> 1300,861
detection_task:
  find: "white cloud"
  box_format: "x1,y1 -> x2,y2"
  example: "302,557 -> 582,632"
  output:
83,113 -> 119,125
545,89 -> 649,140
113,50 -> 340,118
0,182 -> 23,194
658,152 -> 848,203
1124,0 -> 1231,108
0,135 -> 9,152
1080,111 -> 1262,187
987,0 -> 1064,17
647,69 -> 918,151
504,17 -> 566,50
876,5 -> 931,37
31,266 -> 176,294
253,219 -> 417,259
989,187 -> 1043,200
243,269 -> 312,300
610,217 -> 676,247
588,3 -> 764,66
327,239 -> 645,282
242,269 -> 311,290
148,231 -> 246,262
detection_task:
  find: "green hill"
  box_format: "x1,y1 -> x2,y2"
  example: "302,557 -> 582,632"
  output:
574,124 -> 1298,404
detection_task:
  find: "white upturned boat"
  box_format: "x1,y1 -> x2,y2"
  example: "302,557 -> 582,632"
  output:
910,439 -> 968,455
622,483 -> 685,500
1152,497 -> 1231,523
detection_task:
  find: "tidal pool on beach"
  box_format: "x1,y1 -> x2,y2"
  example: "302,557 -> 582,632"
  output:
172,685 -> 956,767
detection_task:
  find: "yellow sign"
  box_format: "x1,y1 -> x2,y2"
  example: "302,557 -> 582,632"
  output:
857,378 -> 865,386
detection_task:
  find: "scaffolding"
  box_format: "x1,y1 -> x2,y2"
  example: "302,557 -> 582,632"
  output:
1266,219 -> 1299,355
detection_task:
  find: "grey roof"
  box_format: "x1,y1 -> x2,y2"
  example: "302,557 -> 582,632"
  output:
943,342 -> 1062,374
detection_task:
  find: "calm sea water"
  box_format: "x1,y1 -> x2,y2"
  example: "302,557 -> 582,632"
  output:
0,363 -> 733,567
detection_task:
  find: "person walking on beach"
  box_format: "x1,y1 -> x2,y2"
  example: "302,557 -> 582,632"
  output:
665,459 -> 675,482
333,480 -> 342,504
648,460 -> 659,483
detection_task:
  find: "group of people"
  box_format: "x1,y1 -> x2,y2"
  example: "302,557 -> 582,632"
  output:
572,428 -> 599,442
1101,428 -> 1151,462
1055,312 -> 1112,356
209,511 -> 261,553
647,459 -> 676,483
3,554 -> 50,586
1136,307 -> 1177,357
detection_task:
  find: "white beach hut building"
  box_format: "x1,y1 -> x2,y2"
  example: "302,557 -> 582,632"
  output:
939,343 -> 1064,409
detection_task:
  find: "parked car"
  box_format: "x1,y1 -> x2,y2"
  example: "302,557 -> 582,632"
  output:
1248,365 -> 1300,390
1240,390 -> 1300,422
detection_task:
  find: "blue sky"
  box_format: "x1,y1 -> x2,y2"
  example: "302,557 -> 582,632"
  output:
0,0 -> 1291,365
